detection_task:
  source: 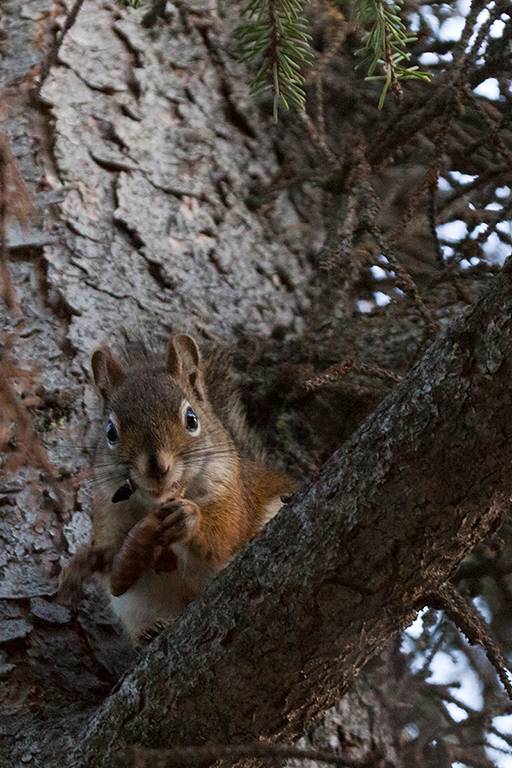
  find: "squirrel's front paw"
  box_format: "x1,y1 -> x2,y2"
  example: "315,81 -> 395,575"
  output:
160,499 -> 200,545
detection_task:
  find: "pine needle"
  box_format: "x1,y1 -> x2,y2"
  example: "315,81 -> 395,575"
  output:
236,0 -> 313,121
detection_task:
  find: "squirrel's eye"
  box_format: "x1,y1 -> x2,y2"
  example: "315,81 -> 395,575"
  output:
106,420 -> 119,446
185,406 -> 199,433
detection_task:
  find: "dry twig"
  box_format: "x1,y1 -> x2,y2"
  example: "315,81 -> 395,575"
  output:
305,359 -> 402,391
0,132 -> 34,314
356,146 -> 440,338
428,583 -> 512,702
0,335 -> 55,478
34,0 -> 88,96
122,742 -> 376,768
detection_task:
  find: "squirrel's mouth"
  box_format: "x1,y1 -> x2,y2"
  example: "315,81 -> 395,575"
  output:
147,484 -> 178,499
139,476 -> 184,504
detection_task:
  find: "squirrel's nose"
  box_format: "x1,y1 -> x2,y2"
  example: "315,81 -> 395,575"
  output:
147,453 -> 170,480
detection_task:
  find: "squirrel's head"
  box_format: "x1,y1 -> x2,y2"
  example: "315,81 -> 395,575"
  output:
91,334 -> 234,504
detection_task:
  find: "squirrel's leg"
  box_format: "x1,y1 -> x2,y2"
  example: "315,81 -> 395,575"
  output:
59,545 -> 115,604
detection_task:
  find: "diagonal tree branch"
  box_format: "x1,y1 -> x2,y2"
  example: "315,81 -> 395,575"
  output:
44,259 -> 512,766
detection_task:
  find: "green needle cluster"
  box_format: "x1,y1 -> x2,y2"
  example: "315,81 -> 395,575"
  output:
354,0 -> 431,108
119,0 -> 430,115
236,0 -> 313,121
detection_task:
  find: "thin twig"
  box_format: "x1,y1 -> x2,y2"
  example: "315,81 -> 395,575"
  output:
34,0 -> 88,97
451,0 -> 489,70
437,165 -> 509,213
458,0 -> 504,75
351,140 -> 439,337
365,219 -> 439,339
121,742 -> 375,768
315,74 -> 326,147
428,584 -> 512,702
300,109 -> 341,170
305,359 -> 402,391
426,152 -> 447,272
0,133 -> 33,315
319,185 -> 360,272
306,1 -> 347,85
386,169 -> 432,247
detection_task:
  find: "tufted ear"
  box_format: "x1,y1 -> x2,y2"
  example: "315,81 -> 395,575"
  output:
91,347 -> 125,402
167,334 -> 205,401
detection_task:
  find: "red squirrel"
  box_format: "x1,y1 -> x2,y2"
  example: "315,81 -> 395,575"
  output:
61,334 -> 295,641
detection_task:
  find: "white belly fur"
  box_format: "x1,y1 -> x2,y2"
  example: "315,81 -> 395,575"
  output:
109,546 -> 216,640
262,495 -> 284,525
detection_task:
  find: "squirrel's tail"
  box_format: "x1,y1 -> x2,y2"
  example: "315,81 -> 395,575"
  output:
203,346 -> 267,464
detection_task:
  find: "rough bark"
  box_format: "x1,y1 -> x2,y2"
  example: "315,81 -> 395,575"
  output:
39,0 -> 317,355
43,259 -> 512,765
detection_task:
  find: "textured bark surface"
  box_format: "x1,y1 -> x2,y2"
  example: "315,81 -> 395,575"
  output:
57,262 -> 512,765
39,0 -> 316,355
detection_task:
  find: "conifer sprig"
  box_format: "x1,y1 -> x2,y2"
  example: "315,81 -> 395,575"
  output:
353,0 -> 431,108
121,0 -> 429,115
236,0 -> 313,121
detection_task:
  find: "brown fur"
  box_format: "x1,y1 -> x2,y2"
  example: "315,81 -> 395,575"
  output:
61,333 -> 296,640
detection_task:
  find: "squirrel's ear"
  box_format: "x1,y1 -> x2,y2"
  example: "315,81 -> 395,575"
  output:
167,334 -> 205,401
91,347 -> 125,402
167,337 -> 183,378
